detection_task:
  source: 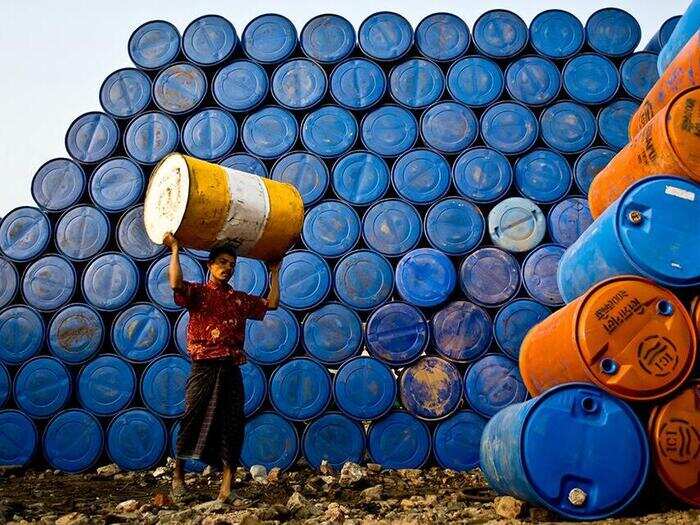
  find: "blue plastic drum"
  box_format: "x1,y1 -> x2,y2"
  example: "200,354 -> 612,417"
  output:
447,56 -> 504,108
242,14 -> 298,64
181,108 -> 238,160
141,355 -> 191,418
362,199 -> 421,257
395,248 -> 456,308
334,250 -> 394,311
212,60 -> 269,112
366,302 -> 428,367
389,58 -> 445,109
392,149 -> 450,205
0,305 -> 44,365
464,354 -> 528,418
22,255 -> 76,312
83,252 -> 140,312
332,151 -> 389,206
598,99 -> 639,151
117,205 -> 166,261
0,410 -> 37,467
421,102 -> 478,156
90,157 -> 144,213
300,14 -> 355,64
586,8 -> 641,57
400,357 -> 462,420
473,10 -> 528,58
221,153 -> 268,177
361,105 -> 418,157
55,205 -> 110,261
0,362 -> 9,407
301,106 -> 357,158
241,362 -> 266,417
644,15 -> 681,53
65,112 -> 119,164
112,303 -> 170,362
106,408 -> 167,470
529,10 -> 584,59
330,59 -> 386,110
514,149 -> 573,204
230,257 -> 268,296
272,59 -> 327,110
170,420 -> 206,473
241,411 -> 299,471
279,250 -> 331,310
563,54 -> 620,105
548,197 -> 593,247
32,158 -> 85,213
43,409 -> 103,473
303,303 -> 362,366
494,299 -> 551,360
77,355 -> 136,416
505,56 -> 561,107
358,12 -> 413,61
242,106 -> 299,160
153,62 -> 207,115
621,52 -> 660,100
244,307 -> 299,365
415,13 -> 470,62
334,356 -> 397,420
480,102 -> 538,155
0,258 -> 17,309
452,148 -> 512,203
302,200 -> 360,258
146,254 -> 203,312
424,198 -> 484,255
488,197 -> 546,253
522,244 -> 565,306
269,357 -> 332,421
182,15 -> 237,66
99,68 -> 151,119
48,304 -> 103,364
574,148 -> 615,195
433,410 -> 487,471
460,248 -> 521,307
174,311 -> 189,357
124,111 -> 179,165
433,301 -> 492,363
302,412 -> 365,470
271,152 -> 328,206
368,411 -> 431,469
540,101 -> 596,154
128,20 -> 180,70
14,356 -> 71,418
0,207 -> 50,263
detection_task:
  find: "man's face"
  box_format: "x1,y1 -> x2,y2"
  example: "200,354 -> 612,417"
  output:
209,253 -> 236,282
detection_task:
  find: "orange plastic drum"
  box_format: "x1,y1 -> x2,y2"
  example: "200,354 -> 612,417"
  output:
519,276 -> 696,401
692,297 -> 700,337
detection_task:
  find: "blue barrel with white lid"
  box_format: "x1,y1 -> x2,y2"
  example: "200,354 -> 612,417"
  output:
32,158 -> 85,213
302,412 -> 365,470
522,244 -> 565,307
368,411 -> 431,469
302,200 -> 360,258
146,253 -> 202,312
400,357 -> 462,420
99,68 -> 151,119
0,362 -> 9,407
272,59 -> 328,110
334,356 -> 397,421
460,247 -> 521,307
586,8 -> 641,57
597,99 -> 639,151
43,409 -> 103,473
269,357 -> 332,421
112,303 -> 170,362
0,305 -> 44,365
494,299 -> 551,360
529,10 -> 584,59
334,250 -> 394,311
332,151 -> 389,206
452,148 -> 512,203
241,411 -> 299,471
480,102 -> 538,155
242,106 -> 299,160
574,147 -> 614,195
645,15 -> 681,53
22,255 -> 76,312
14,356 -> 71,419
395,248 -> 456,308
366,302 -> 428,367
464,353 -> 527,418
361,105 -> 418,158
547,197 -> 593,247
117,205 -> 166,261
107,408 -> 167,470
301,106 -> 357,158
128,20 -> 180,70
174,310 -> 189,357
358,12 -> 413,61
55,205 -> 110,261
221,153 -> 268,177
300,14 -> 355,64
473,10 -> 528,59
424,198 -> 484,255
241,361 -> 266,417
212,60 -> 269,112
170,420 -> 206,473
432,301 -> 492,363
540,101 -> 596,154
153,62 -> 207,115
0,258 -> 17,309
415,13 -> 470,62
242,14 -> 297,64
362,199 -> 422,257
83,252 -> 139,312
141,355 -> 191,418
392,149 -> 450,205
244,307 -> 299,365
505,56 -> 560,107
480,383 -> 650,520
182,15 -> 237,66
47,304 -> 103,364
562,54 -> 620,105
330,59 -> 386,110
303,302 -> 362,365
0,410 -> 37,467
181,108 -> 238,160
420,101 -> 478,154
77,354 -> 136,416
230,256 -> 268,296
65,112 -> 119,165
514,149 -> 573,205
488,197 -> 546,253
620,52 -> 660,100
279,250 -> 331,310
446,56 -> 504,108
0,206 -> 50,262
124,111 -> 179,165
90,157 -> 144,213
433,410 -> 487,471
389,58 -> 445,109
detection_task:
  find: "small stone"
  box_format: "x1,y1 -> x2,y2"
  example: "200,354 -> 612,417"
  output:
249,465 -> 267,483
398,468 -> 422,480
400,494 -> 438,509
286,491 -> 309,513
152,466 -> 169,478
52,470 -> 61,476
319,459 -> 334,475
321,475 -> 335,485
266,467 -> 282,483
193,500 -> 229,513
202,466 -> 214,477
55,512 -> 89,525
239,515 -> 262,525
324,502 -> 348,522
152,493 -> 172,508
115,499 -> 140,513
366,463 -> 382,472
96,464 -> 120,477
361,485 -> 383,502
339,461 -> 364,486
494,496 -> 526,519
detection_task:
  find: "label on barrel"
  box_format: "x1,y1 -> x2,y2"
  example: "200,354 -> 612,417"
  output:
658,418 -> 700,464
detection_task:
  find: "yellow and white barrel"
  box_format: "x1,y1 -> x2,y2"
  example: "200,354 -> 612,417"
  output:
144,153 -> 303,261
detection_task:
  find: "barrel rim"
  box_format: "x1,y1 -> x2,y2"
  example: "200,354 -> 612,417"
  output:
47,302 -> 105,365
0,303 -> 45,365
333,355 -> 398,421
432,408 -> 488,470
31,157 -> 87,213
76,353 -> 137,416
662,86 -> 700,178
452,146 -> 513,204
268,356 -> 333,421
98,67 -> 153,119
419,100 -> 479,153
431,299 -> 493,363
127,19 -> 181,71
423,197 -> 485,256
357,11 -> 415,62
300,410 -> 367,469
42,408 -> 104,473
546,195 -> 590,246
241,13 -> 298,64
620,51 -> 660,100
241,105 -> 300,160
301,300 -> 364,364
464,352 -> 526,418
513,147 -> 573,204
89,156 -> 146,213
529,9 -> 585,60
81,251 -> 140,312
152,61 -> 208,116
271,57 -> 329,111
367,409 -> 432,468
0,205 -> 52,262
64,111 -> 120,165
106,407 -> 167,471
414,12 -> 472,62
596,98 -> 640,150
359,104 -> 419,159
181,14 -> 238,67
14,355 -> 72,419
143,152 -> 190,246
299,13 -> 356,64
0,257 -> 18,310
54,204 -> 111,262
388,56 -> 447,109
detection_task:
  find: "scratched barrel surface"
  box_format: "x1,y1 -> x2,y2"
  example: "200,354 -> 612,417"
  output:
240,411 -> 299,471
366,302 -> 429,367
182,15 -> 238,66
433,410 -> 487,472
395,248 -> 456,308
140,355 -> 191,418
14,356 -> 71,419
89,157 -> 145,213
128,20 -> 180,70
585,8 -> 641,57
303,302 -> 362,365
334,250 -> 394,311
472,10 -> 528,59
111,303 -> 171,362
358,12 -> 413,62
0,410 -> 38,467
242,14 -> 298,65
300,14 -> 355,64
43,409 -> 104,473
302,412 -> 366,471
47,304 -> 104,364
529,10 -> 584,59
22,255 -> 76,312
83,252 -> 140,312
269,357 -> 332,421
400,356 -> 463,420
0,258 -> 18,310
106,408 -> 167,471
464,354 -> 528,418
0,206 -> 51,262
657,0 -> 700,73
31,158 -> 85,213
333,356 -> 397,421
0,305 -> 44,365
432,301 -> 492,363
367,411 -> 431,469
241,361 -> 267,417
77,355 -> 136,416
547,197 -> 593,248
55,205 -> 110,261
362,199 -> 422,257
494,299 -> 551,360
459,247 -> 521,307
487,197 -> 546,253
99,68 -> 152,119
331,151 -> 390,206
244,307 -> 299,365
415,13 -> 470,62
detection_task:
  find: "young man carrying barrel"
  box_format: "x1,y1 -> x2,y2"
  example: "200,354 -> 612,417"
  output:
163,232 -> 281,503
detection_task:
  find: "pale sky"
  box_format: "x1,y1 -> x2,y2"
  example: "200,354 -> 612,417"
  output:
0,0 -> 690,215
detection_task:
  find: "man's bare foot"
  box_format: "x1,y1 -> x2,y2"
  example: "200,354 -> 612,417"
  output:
171,478 -> 185,501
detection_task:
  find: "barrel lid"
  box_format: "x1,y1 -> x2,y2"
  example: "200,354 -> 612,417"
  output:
279,250 -> 331,310
562,54 -> 620,105
392,149 -> 449,204
598,99 -> 639,151
514,149 -> 572,204
358,12 -> 413,61
415,13 -> 470,62
0,206 -> 51,262
464,354 -> 527,418
368,411 -> 431,469
169,420 -> 206,473
117,205 -> 166,261
548,197 -> 593,247
32,158 -> 86,212
395,248 -> 456,308
14,356 -> 71,418
272,59 -> 328,110
83,252 -> 140,312
181,108 -> 237,160
22,255 -> 76,312
142,153 -> 190,246
0,410 -> 37,467
141,355 -> 190,418
300,14 -> 355,64
182,14 -> 237,66
459,247 -> 521,307
334,250 -> 394,310
621,52 -> 659,100
433,301 -> 492,363
0,258 -> 17,309
221,153 -> 268,177
106,408 -> 166,470
302,200 -> 360,258
77,354 -> 136,416
124,111 -> 179,165
128,20 -> 180,70
303,302 -> 363,365
153,62 -> 207,115
90,157 -> 145,213
522,244 -> 566,306
330,59 -> 386,110
494,299 -> 551,360
269,357 -> 332,421
65,112 -> 119,164
420,101 -> 478,154
99,68 -> 152,119
488,197 -> 546,253
334,356 -> 397,420
212,60 -> 269,112
505,56 -> 561,107
446,56 -> 504,108
529,10 -> 584,59
586,8 -> 641,57
332,151 -> 389,206
573,148 -> 614,195
473,9 -> 528,58
55,205 -> 110,261
521,383 -> 649,520
452,148 -> 512,203
0,362 -> 8,407
43,409 -> 103,473
0,305 -> 44,365
48,304 -> 103,364
241,411 -> 299,471
301,106 -> 357,158
112,303 -> 170,362
229,256 -> 268,296
242,106 -> 299,160
244,307 -> 299,365
389,58 -> 445,109
480,102 -> 538,155
664,88 -> 700,176
433,410 -> 487,471
645,15 -> 680,52
241,361 -> 267,417
362,199 -> 421,257
242,14 -> 298,64
146,253 -> 203,311
366,302 -> 428,367
361,105 -> 418,157
302,412 -> 366,470
425,198 -> 484,255
400,357 -> 462,420
540,101 -> 596,154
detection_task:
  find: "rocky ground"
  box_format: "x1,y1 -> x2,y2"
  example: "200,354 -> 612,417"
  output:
0,461 -> 697,525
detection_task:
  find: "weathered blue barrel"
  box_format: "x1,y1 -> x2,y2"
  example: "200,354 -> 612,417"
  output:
140,355 -> 190,418
241,361 -> 267,417
424,198 -> 484,255
432,301 -> 492,363
361,105 -> 418,158
89,157 -> 145,213
0,410 -> 37,467
0,305 -> 44,365
300,14 -> 355,64
302,200 -> 360,258
174,311 -> 189,357
83,252 -> 140,312
55,205 -> 110,261
271,151 -> 328,206
242,14 -> 298,64
303,302 -> 362,365
334,356 -> 396,420
366,302 -> 428,367
240,411 -> 299,471
620,52 -> 660,100
0,206 -> 50,262
212,60 -> 269,112
230,257 -> 268,296
146,254 -> 203,312
391,149 -> 450,205
65,112 -> 119,165
242,106 -> 299,160
446,56 -> 504,108
459,247 -> 520,307
334,250 -> 394,311
547,197 -> 593,247
279,250 -> 331,310
153,62 -> 207,116
221,153 -> 268,177
573,147 -> 614,195
420,101 -> 478,154
117,205 -> 166,261
269,357 -> 332,421
473,10 -> 528,59
0,258 -> 17,309
433,410 -> 487,471
522,244 -> 565,307
658,0 -> 700,73
389,58 -> 445,109
0,362 -> 9,407
182,15 -> 237,66
43,409 -> 103,473
395,248 -> 456,308
540,101 -> 596,154
124,111 -> 179,165
452,148 -> 512,203
181,108 -> 238,160
514,149 -> 572,205
415,13 -> 470,62
464,353 -> 527,418
244,307 -> 299,365
400,357 -> 462,420
99,68 -> 152,119
558,176 -> 700,302
494,299 -> 551,360
480,102 -> 538,155
488,197 -> 546,253
77,354 -> 136,416
505,56 -> 561,107
170,420 -> 206,473
362,199 -> 421,257
301,106 -> 358,158
586,8 -> 641,57
22,255 -> 76,312
14,356 -> 71,419
358,12 -> 413,61
106,408 -> 167,471
272,59 -> 328,110
302,412 -> 365,470
645,15 -> 681,52
529,10 -> 584,59
32,158 -> 86,213
331,151 -> 389,206
47,304 -> 103,364
112,303 -> 170,362
597,99 -> 639,150
128,20 -> 180,70
562,54 -> 620,105
330,59 -> 386,110
367,411 -> 431,469
480,383 -> 650,520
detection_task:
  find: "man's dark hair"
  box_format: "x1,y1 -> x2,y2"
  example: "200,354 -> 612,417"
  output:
208,244 -> 237,263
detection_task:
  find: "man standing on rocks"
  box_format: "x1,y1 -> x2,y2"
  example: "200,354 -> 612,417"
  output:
164,233 -> 281,502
